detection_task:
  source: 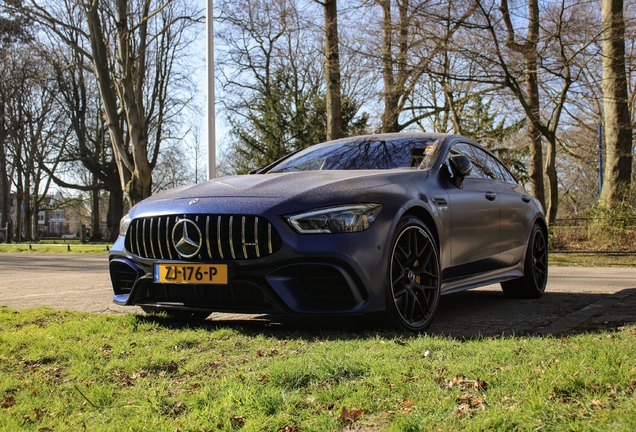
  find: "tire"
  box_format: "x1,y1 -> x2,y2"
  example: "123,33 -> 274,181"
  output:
501,223 -> 548,299
140,306 -> 209,321
386,216 -> 441,332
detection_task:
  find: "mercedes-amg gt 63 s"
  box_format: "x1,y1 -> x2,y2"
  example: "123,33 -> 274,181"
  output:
109,133 -> 548,331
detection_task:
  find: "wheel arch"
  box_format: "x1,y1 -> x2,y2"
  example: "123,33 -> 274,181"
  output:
401,205 -> 440,251
534,216 -> 549,240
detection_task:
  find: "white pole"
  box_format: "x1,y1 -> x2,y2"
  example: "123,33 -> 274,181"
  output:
206,0 -> 216,180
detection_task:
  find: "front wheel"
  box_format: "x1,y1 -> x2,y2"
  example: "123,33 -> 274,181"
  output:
386,217 -> 441,332
501,223 -> 548,299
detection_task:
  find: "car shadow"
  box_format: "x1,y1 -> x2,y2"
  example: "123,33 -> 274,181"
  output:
133,289 -> 636,340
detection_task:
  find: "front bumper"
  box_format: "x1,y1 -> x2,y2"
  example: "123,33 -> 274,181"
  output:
108,210 -> 395,315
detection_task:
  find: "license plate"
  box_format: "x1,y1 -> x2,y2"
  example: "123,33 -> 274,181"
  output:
153,263 -> 228,284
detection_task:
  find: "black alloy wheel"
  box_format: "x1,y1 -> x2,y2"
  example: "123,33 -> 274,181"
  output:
387,217 -> 441,332
501,223 -> 548,299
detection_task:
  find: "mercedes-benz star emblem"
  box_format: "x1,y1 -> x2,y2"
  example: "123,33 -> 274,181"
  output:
172,218 -> 202,258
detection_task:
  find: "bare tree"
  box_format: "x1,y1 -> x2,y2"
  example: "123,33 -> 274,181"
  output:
0,0 -> 30,230
467,0 -> 598,223
216,0 -> 368,173
3,43 -> 65,240
498,0 -> 543,209
19,0 -> 204,208
41,46 -> 124,241
369,0 -> 477,133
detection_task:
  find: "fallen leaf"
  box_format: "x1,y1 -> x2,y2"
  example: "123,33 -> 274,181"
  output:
230,416 -> 245,428
404,375 -> 424,382
1,396 -> 16,409
456,393 -> 487,411
437,374 -> 488,391
337,407 -> 364,424
454,403 -> 471,417
278,425 -> 299,432
402,398 -> 415,411
591,399 -> 603,408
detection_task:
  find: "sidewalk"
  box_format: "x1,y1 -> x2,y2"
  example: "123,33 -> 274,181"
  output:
538,288 -> 636,334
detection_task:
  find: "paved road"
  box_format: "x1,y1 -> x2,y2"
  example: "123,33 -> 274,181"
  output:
1,253 -> 635,336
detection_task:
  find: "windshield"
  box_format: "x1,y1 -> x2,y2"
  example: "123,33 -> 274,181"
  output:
268,138 -> 440,173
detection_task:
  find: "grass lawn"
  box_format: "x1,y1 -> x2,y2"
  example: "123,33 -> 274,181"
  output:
549,252 -> 636,267
0,308 -> 635,431
0,243 -> 111,254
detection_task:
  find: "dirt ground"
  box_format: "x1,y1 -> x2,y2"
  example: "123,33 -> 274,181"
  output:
1,253 -> 635,337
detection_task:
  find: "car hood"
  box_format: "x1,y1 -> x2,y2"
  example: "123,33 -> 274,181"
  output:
130,170 -> 427,217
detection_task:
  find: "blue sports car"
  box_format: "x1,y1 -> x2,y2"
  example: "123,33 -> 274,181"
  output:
109,133 -> 548,331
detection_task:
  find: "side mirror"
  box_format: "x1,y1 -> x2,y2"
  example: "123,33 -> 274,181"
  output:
448,155 -> 472,189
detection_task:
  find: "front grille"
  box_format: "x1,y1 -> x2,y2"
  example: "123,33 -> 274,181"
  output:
125,214 -> 282,261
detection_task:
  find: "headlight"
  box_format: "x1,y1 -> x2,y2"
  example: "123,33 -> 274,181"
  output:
287,204 -> 382,234
119,213 -> 132,237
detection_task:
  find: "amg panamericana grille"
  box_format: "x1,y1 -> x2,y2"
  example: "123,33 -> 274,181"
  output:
125,214 -> 282,260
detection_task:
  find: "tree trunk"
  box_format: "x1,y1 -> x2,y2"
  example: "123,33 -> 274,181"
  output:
523,0 -> 546,212
599,0 -> 633,206
32,194 -> 39,241
15,167 -> 22,242
106,182 -> 124,243
103,160 -> 124,243
116,0 -> 152,205
0,98 -> 9,229
90,175 -> 102,241
379,0 -> 400,133
545,137 -> 559,223
526,60 -> 546,212
379,0 -> 410,133
82,0 -> 152,208
323,0 -> 342,141
498,0 -> 548,212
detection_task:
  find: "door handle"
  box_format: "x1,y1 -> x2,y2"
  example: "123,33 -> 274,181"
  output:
485,192 -> 497,201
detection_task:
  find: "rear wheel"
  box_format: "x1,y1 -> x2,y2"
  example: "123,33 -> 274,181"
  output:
386,217 -> 441,332
501,223 -> 548,299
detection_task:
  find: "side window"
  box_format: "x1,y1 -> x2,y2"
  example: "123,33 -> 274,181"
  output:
447,143 -> 488,179
492,159 -> 518,184
467,146 -> 501,181
473,146 -> 518,184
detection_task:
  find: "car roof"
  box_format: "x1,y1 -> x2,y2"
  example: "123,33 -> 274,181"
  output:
325,132 -> 455,143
